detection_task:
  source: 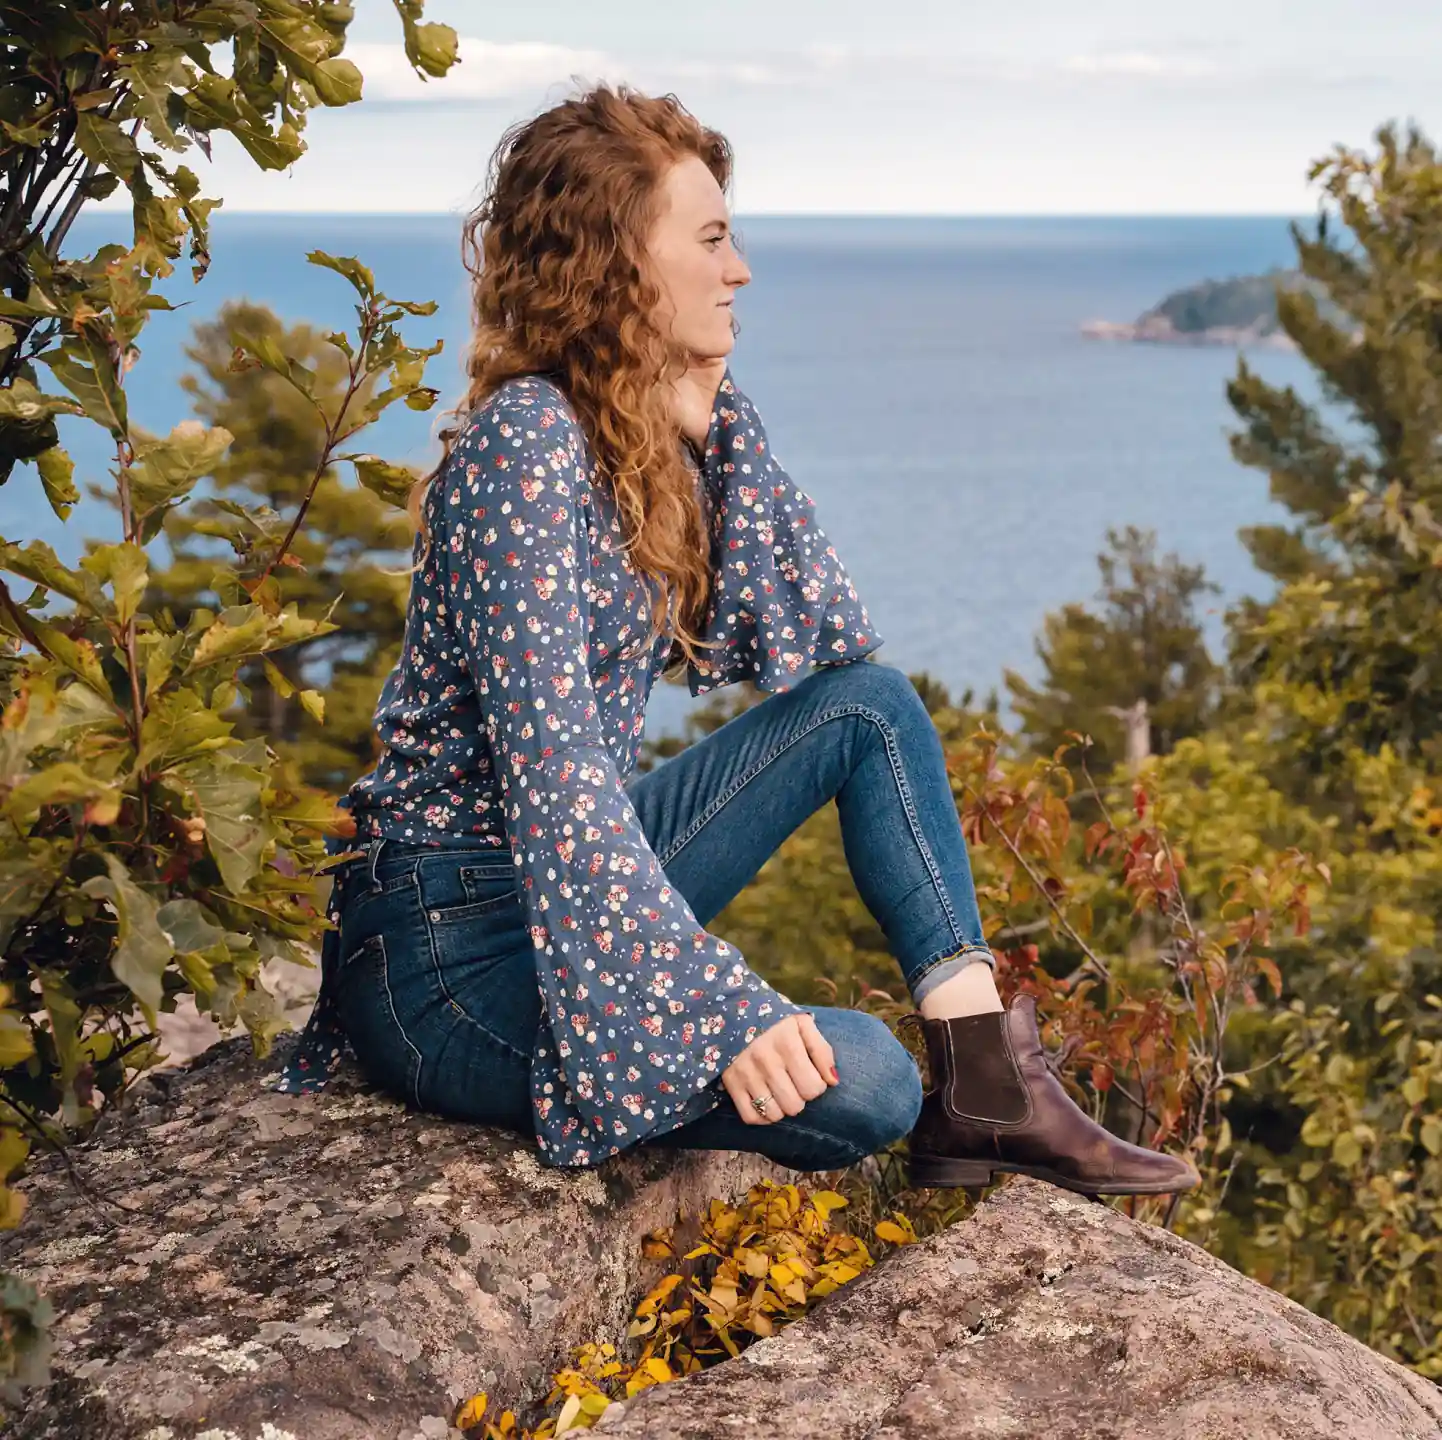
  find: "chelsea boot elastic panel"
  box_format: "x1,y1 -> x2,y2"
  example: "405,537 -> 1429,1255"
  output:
901,993 -> 1201,1197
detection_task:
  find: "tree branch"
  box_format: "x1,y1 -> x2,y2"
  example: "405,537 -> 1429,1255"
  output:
0,575 -> 53,659
959,777 -> 1113,984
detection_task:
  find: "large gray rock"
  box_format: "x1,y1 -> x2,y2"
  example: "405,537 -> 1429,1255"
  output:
0,1036 -> 789,1440
11,1037 -> 1439,1440
595,1175 -> 1442,1440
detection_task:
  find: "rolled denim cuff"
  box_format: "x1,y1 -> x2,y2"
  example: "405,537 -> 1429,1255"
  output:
910,945 -> 996,1005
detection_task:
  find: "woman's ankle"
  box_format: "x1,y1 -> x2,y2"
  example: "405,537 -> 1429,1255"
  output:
917,961 -> 1004,1019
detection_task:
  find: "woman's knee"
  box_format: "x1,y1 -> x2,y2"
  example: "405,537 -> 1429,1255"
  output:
818,1010 -> 924,1153
812,660 -> 931,733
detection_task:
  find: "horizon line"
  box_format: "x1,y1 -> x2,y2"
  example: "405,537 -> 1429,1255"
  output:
74,207 -> 1315,221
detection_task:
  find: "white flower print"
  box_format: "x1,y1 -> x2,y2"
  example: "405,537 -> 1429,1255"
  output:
291,372 -> 882,1166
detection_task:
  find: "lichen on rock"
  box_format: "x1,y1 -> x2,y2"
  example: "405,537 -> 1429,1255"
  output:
0,1036 -> 788,1440
593,1177 -> 1442,1440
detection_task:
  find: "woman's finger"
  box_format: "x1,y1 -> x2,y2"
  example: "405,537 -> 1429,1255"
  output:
725,1056 -> 788,1126
796,1012 -> 839,1086
771,1018 -> 828,1102
722,1067 -> 765,1126
757,1055 -> 806,1118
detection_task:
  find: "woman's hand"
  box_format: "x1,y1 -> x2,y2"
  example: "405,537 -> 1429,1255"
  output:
721,1012 -> 838,1125
667,355 -> 728,451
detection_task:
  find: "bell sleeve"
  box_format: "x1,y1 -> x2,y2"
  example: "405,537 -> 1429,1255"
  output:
685,370 -> 885,696
441,385 -> 810,1167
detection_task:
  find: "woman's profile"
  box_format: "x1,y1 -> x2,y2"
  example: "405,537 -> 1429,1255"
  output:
278,81 -> 1199,1198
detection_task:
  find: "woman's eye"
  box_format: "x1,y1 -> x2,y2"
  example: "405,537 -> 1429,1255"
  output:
706,236 -> 725,248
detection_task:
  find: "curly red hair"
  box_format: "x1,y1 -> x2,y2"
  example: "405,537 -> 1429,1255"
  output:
410,81 -> 737,676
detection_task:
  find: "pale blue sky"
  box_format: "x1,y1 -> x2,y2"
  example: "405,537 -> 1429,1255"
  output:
195,0 -> 1437,214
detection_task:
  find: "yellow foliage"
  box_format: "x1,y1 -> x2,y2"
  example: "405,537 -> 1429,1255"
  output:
454,1394 -> 489,1430
874,1213 -> 918,1245
455,1177 -> 885,1436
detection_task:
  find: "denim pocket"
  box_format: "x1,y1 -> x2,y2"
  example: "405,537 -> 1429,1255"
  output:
418,853 -> 524,934
335,930 -> 424,1107
415,856 -> 533,1062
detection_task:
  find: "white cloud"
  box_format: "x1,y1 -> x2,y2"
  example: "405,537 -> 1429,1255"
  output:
1061,51 -> 1219,78
345,38 -> 616,101
341,38 -> 833,103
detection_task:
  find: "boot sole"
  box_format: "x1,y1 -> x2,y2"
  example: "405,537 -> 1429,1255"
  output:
908,1153 -> 1198,1197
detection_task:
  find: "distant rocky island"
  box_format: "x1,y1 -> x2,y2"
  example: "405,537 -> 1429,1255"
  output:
1081,269 -> 1333,349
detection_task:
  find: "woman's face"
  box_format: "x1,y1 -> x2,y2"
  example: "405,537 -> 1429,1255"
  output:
647,153 -> 751,363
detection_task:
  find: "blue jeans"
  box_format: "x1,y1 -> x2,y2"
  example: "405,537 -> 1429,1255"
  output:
331,660 -> 994,1171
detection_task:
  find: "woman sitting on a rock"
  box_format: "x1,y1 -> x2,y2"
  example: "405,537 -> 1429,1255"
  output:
278,82 -> 1198,1199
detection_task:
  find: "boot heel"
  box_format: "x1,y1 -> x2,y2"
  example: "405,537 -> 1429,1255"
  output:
908,1154 -> 995,1189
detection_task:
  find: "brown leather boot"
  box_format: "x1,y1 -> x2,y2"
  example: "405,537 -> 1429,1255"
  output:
901,993 -> 1201,1196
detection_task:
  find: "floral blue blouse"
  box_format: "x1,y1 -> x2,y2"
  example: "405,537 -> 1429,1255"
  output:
276,368 -> 884,1166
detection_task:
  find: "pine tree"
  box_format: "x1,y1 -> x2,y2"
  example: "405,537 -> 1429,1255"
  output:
1004,526 -> 1219,775
147,300 -> 415,791
1225,122 -> 1442,763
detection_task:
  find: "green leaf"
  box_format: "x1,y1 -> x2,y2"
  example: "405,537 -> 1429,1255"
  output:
177,756 -> 268,892
0,538 -> 109,613
138,687 -> 233,771
1421,1117 -> 1442,1157
80,853 -> 175,1013
36,445 -> 78,521
261,655 -> 295,699
0,1125 -> 29,1179
38,972 -> 85,1116
29,625 -> 115,701
236,979 -> 287,1057
310,57 -> 364,106
350,454 -> 415,508
0,845 -> 69,952
183,605 -> 273,673
1,117 -> 53,147
1330,1131 -> 1363,1168
236,327 -> 290,374
116,50 -> 190,152
80,543 -> 149,626
4,762 -> 120,825
127,420 -> 233,514
406,20 -> 460,78
0,378 -> 84,424
139,630 -> 187,701
0,1011 -> 35,1069
298,688 -> 324,723
74,111 -> 143,181
155,897 -> 230,954
307,250 -> 375,298
77,170 -> 121,202
226,113 -> 305,171
232,328 -> 318,399
41,352 -> 129,437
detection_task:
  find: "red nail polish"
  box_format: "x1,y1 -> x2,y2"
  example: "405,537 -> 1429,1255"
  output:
830,1065 -> 839,1081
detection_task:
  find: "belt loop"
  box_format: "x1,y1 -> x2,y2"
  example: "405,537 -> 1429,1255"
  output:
367,837 -> 387,892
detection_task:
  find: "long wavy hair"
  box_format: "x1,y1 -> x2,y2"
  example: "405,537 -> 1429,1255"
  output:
408,81 -> 737,675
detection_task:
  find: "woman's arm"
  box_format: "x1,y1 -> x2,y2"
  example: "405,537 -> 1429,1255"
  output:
440,380 -> 810,1164
686,369 -> 885,696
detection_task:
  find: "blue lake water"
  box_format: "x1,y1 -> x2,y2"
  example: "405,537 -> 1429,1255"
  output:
5,212 -> 1313,738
